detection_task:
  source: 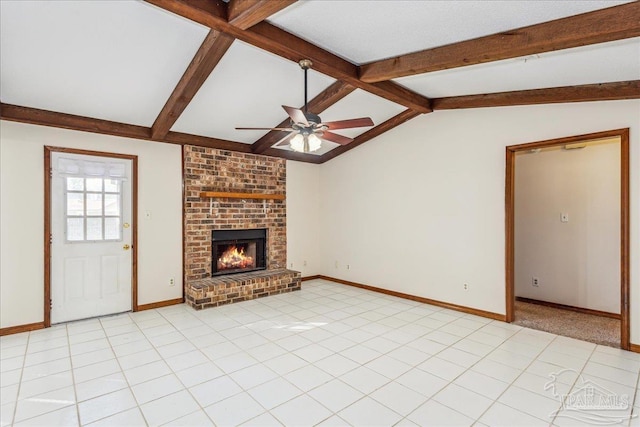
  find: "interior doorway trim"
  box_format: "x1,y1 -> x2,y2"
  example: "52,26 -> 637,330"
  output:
505,128 -> 630,349
44,146 -> 139,327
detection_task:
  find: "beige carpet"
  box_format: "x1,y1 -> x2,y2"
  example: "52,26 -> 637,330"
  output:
513,301 -> 620,348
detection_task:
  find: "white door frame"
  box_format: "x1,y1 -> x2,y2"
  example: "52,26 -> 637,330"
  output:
44,146 -> 138,327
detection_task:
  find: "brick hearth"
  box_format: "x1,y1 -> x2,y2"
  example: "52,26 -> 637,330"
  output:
183,146 -> 300,309
185,269 -> 300,310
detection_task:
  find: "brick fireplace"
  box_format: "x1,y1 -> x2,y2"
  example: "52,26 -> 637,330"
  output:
183,146 -> 301,309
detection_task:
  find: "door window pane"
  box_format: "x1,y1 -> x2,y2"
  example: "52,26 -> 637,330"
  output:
66,193 -> 84,216
86,193 -> 102,216
67,218 -> 84,241
104,179 -> 120,193
66,177 -> 84,191
86,178 -> 102,192
104,218 -> 121,240
86,218 -> 102,240
104,194 -> 120,216
63,173 -> 124,243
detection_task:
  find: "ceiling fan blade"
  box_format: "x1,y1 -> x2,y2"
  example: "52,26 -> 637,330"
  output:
323,117 -> 374,130
235,127 -> 293,131
321,131 -> 353,145
282,105 -> 309,126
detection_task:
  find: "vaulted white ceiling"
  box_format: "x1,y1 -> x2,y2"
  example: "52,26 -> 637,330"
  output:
0,0 -> 208,127
268,0 -> 632,64
1,0 -> 638,159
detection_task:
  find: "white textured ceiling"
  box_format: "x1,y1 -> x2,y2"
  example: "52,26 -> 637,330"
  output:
0,0 -> 637,156
397,38 -> 640,98
0,0 -> 208,127
268,0 -> 633,64
318,89 -> 405,139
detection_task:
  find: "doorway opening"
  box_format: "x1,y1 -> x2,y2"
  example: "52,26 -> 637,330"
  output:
505,129 -> 630,349
44,146 -> 138,327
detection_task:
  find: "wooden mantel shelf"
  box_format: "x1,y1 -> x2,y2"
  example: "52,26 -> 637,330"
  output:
199,191 -> 285,200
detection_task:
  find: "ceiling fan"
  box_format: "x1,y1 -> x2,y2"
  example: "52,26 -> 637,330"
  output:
236,59 -> 374,153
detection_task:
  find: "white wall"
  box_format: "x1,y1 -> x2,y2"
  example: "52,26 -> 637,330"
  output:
2,100 -> 639,345
514,140 -> 620,313
0,121 -> 183,328
317,100 -> 640,341
286,160 -> 321,277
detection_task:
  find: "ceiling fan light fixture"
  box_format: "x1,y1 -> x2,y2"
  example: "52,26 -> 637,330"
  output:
290,133 -> 321,153
290,133 -> 305,152
308,133 -> 322,152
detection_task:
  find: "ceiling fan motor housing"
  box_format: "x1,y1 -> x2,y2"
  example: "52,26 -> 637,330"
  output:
235,57 -> 371,152
303,112 -> 321,125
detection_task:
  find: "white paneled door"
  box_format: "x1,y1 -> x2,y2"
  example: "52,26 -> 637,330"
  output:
51,152 -> 133,324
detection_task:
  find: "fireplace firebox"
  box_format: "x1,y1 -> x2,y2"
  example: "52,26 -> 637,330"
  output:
211,229 -> 267,276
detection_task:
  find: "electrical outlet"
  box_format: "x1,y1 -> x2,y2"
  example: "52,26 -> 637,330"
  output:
303,260 -> 307,267
346,264 -> 350,270
532,277 -> 540,287
169,278 -> 175,286
463,283 -> 468,291
290,262 -> 294,268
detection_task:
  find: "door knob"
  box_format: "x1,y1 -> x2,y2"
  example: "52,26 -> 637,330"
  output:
123,244 -> 130,250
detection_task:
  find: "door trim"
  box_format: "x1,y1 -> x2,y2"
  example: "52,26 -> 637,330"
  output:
505,128 -> 630,349
44,146 -> 138,327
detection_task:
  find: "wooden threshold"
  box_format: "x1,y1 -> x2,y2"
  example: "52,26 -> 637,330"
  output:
318,275 -> 506,321
515,296 -> 621,320
0,322 -> 45,336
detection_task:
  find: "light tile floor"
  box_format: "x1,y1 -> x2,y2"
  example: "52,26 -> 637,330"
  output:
1,279 -> 639,426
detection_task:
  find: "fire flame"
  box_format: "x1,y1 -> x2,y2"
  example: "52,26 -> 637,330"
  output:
218,245 -> 254,270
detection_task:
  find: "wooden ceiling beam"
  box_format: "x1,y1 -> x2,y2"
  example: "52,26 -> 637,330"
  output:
432,80 -> 640,110
319,109 -> 421,163
359,2 -> 640,83
0,103 -> 249,151
151,30 -> 235,140
144,0 -> 432,113
251,80 -> 356,154
1,103 -> 152,141
163,131 -> 251,152
0,103 -> 320,163
227,0 -> 297,30
262,148 -> 324,164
